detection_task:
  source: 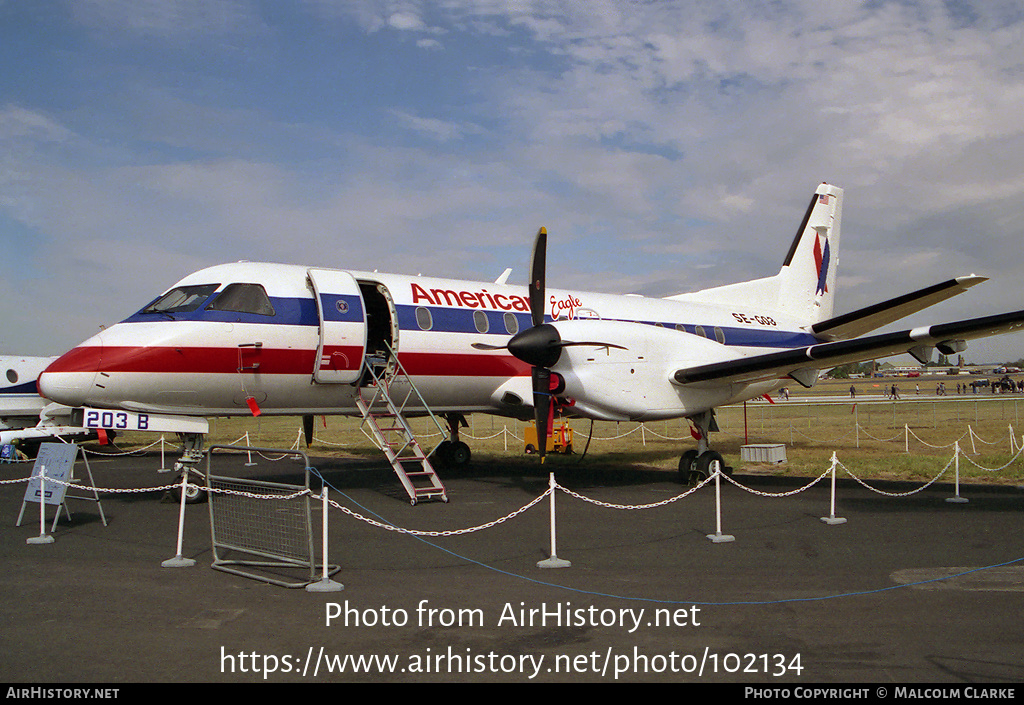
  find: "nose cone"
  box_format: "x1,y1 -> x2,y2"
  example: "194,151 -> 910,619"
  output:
37,340 -> 103,408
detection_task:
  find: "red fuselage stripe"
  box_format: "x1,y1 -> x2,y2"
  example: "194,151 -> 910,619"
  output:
45,346 -> 531,378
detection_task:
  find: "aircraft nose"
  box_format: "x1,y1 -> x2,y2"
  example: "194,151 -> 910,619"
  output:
37,340 -> 103,407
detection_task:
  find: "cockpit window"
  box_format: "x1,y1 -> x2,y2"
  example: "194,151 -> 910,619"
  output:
207,283 -> 276,316
143,284 -> 218,314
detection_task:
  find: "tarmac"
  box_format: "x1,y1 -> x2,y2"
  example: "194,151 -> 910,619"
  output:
1,445 -> 1023,685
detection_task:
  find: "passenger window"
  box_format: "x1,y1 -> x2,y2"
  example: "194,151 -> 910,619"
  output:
143,284 -> 218,314
504,312 -> 519,335
695,325 -> 706,339
208,283 -> 276,316
473,310 -> 489,334
416,307 -> 433,331
715,327 -> 726,344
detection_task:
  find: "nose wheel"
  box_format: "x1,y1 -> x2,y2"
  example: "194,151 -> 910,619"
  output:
169,432 -> 208,503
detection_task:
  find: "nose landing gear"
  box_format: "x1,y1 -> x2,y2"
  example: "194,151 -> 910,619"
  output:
678,410 -> 730,485
170,432 -> 207,503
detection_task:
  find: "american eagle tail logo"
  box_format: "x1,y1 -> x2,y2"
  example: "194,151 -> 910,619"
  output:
814,232 -> 830,295
813,193 -> 832,295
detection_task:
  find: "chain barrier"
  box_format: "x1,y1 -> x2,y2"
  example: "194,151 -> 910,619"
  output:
722,466 -> 833,497
6,440 -> 1019,514
787,425 -> 857,444
556,474 -> 713,510
72,407 -> 1020,463
959,444 -> 1024,473
837,456 -> 955,497
855,425 -> 907,443
325,490 -> 550,536
77,437 -> 165,457
9,436 -> 1022,577
302,417 -> 1021,454
906,426 -> 970,449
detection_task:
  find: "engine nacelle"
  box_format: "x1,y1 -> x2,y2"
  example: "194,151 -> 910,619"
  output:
549,319 -> 743,421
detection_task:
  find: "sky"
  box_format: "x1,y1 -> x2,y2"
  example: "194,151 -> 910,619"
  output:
3,0 -> 1024,366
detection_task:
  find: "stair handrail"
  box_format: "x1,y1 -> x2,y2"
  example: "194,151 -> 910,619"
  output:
378,342 -> 450,443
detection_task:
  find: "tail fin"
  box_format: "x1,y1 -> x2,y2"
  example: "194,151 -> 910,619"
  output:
776,182 -> 843,323
664,182 -> 843,323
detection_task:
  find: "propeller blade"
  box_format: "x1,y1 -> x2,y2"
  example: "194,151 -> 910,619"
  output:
531,367 -> 552,462
302,414 -> 314,447
560,341 -> 628,351
529,227 -> 547,329
473,337 -> 626,356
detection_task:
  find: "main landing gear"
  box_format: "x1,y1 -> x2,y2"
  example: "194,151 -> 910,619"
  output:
678,410 -> 730,485
433,413 -> 472,471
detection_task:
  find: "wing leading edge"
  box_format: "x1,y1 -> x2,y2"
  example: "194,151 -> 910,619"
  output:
673,309 -> 1024,388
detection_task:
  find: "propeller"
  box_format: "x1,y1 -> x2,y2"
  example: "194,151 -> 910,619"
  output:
526,227 -> 556,463
473,227 -> 624,461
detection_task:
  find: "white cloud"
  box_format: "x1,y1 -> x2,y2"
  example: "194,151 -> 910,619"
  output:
388,110 -> 467,141
0,105 -> 73,143
4,1 -> 1024,361
388,11 -> 425,31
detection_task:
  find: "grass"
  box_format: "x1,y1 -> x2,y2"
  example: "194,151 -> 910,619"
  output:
98,374 -> 1024,487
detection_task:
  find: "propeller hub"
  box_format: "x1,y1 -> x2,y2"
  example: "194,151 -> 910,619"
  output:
507,323 -> 562,369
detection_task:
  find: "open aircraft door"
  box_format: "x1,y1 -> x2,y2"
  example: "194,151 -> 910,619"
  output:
307,268 -> 367,384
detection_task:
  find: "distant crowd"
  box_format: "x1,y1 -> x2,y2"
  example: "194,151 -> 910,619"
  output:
849,376 -> 1024,399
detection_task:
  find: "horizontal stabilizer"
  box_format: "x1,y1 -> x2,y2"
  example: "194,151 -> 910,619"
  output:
673,308 -> 1024,387
812,275 -> 987,340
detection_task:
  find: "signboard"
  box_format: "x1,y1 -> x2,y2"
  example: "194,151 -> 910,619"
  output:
23,443 -> 78,507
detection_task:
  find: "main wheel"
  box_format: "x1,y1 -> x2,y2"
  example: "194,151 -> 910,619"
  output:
448,441 -> 471,468
678,450 -> 699,484
434,440 -> 453,467
695,450 -> 725,481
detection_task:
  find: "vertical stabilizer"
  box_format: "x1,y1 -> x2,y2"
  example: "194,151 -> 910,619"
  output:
776,183 -> 843,324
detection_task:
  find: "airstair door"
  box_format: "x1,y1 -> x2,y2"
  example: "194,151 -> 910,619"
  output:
307,268 -> 367,384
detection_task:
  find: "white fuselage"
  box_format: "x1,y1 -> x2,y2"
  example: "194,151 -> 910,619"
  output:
38,262 -> 818,422
0,356 -> 56,427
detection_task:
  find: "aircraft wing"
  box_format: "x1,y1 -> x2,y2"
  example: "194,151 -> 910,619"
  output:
673,309 -> 1024,388
810,275 -> 987,341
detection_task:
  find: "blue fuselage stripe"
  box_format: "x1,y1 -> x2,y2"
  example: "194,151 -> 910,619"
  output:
120,296 -> 820,350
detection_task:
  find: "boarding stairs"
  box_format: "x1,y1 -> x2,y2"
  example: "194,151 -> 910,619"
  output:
355,348 -> 448,505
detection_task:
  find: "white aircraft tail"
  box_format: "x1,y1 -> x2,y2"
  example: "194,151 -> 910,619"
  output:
667,182 -> 843,325
775,182 -> 843,323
